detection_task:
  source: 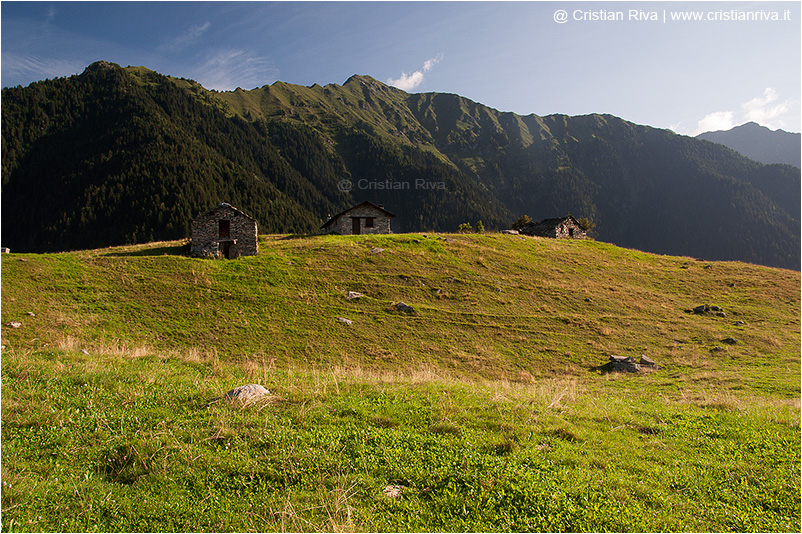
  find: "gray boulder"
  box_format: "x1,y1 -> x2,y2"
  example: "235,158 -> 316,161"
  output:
225,384 -> 270,406
394,302 -> 415,313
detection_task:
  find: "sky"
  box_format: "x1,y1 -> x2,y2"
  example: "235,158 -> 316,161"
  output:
1,1 -> 800,135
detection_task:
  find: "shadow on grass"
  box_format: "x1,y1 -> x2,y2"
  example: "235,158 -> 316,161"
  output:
589,363 -> 615,375
102,243 -> 190,257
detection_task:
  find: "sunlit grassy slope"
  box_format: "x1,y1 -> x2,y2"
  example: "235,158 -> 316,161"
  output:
1,234 -> 799,532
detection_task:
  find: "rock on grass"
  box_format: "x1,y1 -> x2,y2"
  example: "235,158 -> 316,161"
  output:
225,384 -> 270,406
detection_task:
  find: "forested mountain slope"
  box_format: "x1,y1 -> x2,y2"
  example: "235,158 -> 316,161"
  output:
2,61 -> 798,268
698,121 -> 801,168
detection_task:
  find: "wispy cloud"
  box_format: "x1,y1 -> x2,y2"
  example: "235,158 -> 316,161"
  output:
1,53 -> 85,86
387,54 -> 443,92
159,22 -> 212,53
191,48 -> 278,91
686,88 -> 794,135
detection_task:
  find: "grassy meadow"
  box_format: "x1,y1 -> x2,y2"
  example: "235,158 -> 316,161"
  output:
1,233 -> 799,532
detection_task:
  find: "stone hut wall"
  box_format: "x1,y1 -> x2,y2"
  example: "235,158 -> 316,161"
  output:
326,205 -> 393,235
521,217 -> 587,239
553,219 -> 587,239
191,204 -> 258,258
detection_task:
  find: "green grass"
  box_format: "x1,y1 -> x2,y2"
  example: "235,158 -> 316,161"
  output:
2,234 -> 799,531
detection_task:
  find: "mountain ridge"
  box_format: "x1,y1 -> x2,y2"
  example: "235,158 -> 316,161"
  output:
697,121 -> 801,168
1,62 -> 799,268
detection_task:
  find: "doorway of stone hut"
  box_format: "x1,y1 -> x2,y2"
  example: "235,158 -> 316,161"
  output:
219,220 -> 230,238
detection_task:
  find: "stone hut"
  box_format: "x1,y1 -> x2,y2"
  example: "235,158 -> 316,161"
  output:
321,201 -> 395,235
520,215 -> 587,239
191,203 -> 258,258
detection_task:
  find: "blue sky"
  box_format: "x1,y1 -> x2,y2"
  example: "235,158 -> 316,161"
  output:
2,1 -> 799,135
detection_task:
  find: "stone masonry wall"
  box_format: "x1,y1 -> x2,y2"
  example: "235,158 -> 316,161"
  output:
191,204 -> 258,258
521,217 -> 587,239
326,205 -> 392,235
554,219 -> 587,239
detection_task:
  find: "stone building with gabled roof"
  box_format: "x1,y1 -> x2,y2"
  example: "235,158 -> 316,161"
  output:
191,203 -> 258,258
520,215 -> 587,239
321,201 -> 395,235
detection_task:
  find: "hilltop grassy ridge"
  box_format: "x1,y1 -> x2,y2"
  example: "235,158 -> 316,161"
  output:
1,234 -> 799,531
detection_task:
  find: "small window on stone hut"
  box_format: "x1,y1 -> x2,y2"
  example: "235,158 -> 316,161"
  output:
365,217 -> 375,228
219,220 -> 230,238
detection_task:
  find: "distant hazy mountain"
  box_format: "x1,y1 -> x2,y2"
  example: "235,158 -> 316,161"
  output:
697,122 -> 801,168
1,62 -> 799,268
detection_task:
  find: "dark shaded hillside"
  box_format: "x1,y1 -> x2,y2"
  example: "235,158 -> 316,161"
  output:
1,62 -> 799,268
697,122 -> 801,168
1,63 -> 323,251
403,94 -> 800,268
1,63 -> 508,252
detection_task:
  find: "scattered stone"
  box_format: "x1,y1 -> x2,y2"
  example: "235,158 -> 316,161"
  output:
25,311 -> 36,316
722,337 -> 737,345
501,229 -> 520,235
4,322 -> 22,328
370,248 -> 384,254
80,349 -> 90,356
639,355 -> 657,368
393,302 -> 415,313
225,384 -> 270,406
609,355 -> 641,373
734,320 -> 746,326
336,317 -> 353,325
584,297 -> 593,302
346,291 -> 365,300
704,265 -> 713,270
710,346 -> 725,352
383,485 -> 404,500
690,304 -> 728,317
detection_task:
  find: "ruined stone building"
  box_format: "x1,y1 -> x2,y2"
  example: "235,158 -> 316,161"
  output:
191,203 -> 258,258
321,201 -> 395,235
520,215 -> 587,239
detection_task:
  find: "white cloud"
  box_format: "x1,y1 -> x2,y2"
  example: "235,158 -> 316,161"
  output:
742,87 -> 790,126
695,111 -> 735,134
387,54 -> 442,92
192,48 -> 278,91
687,87 -> 794,135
